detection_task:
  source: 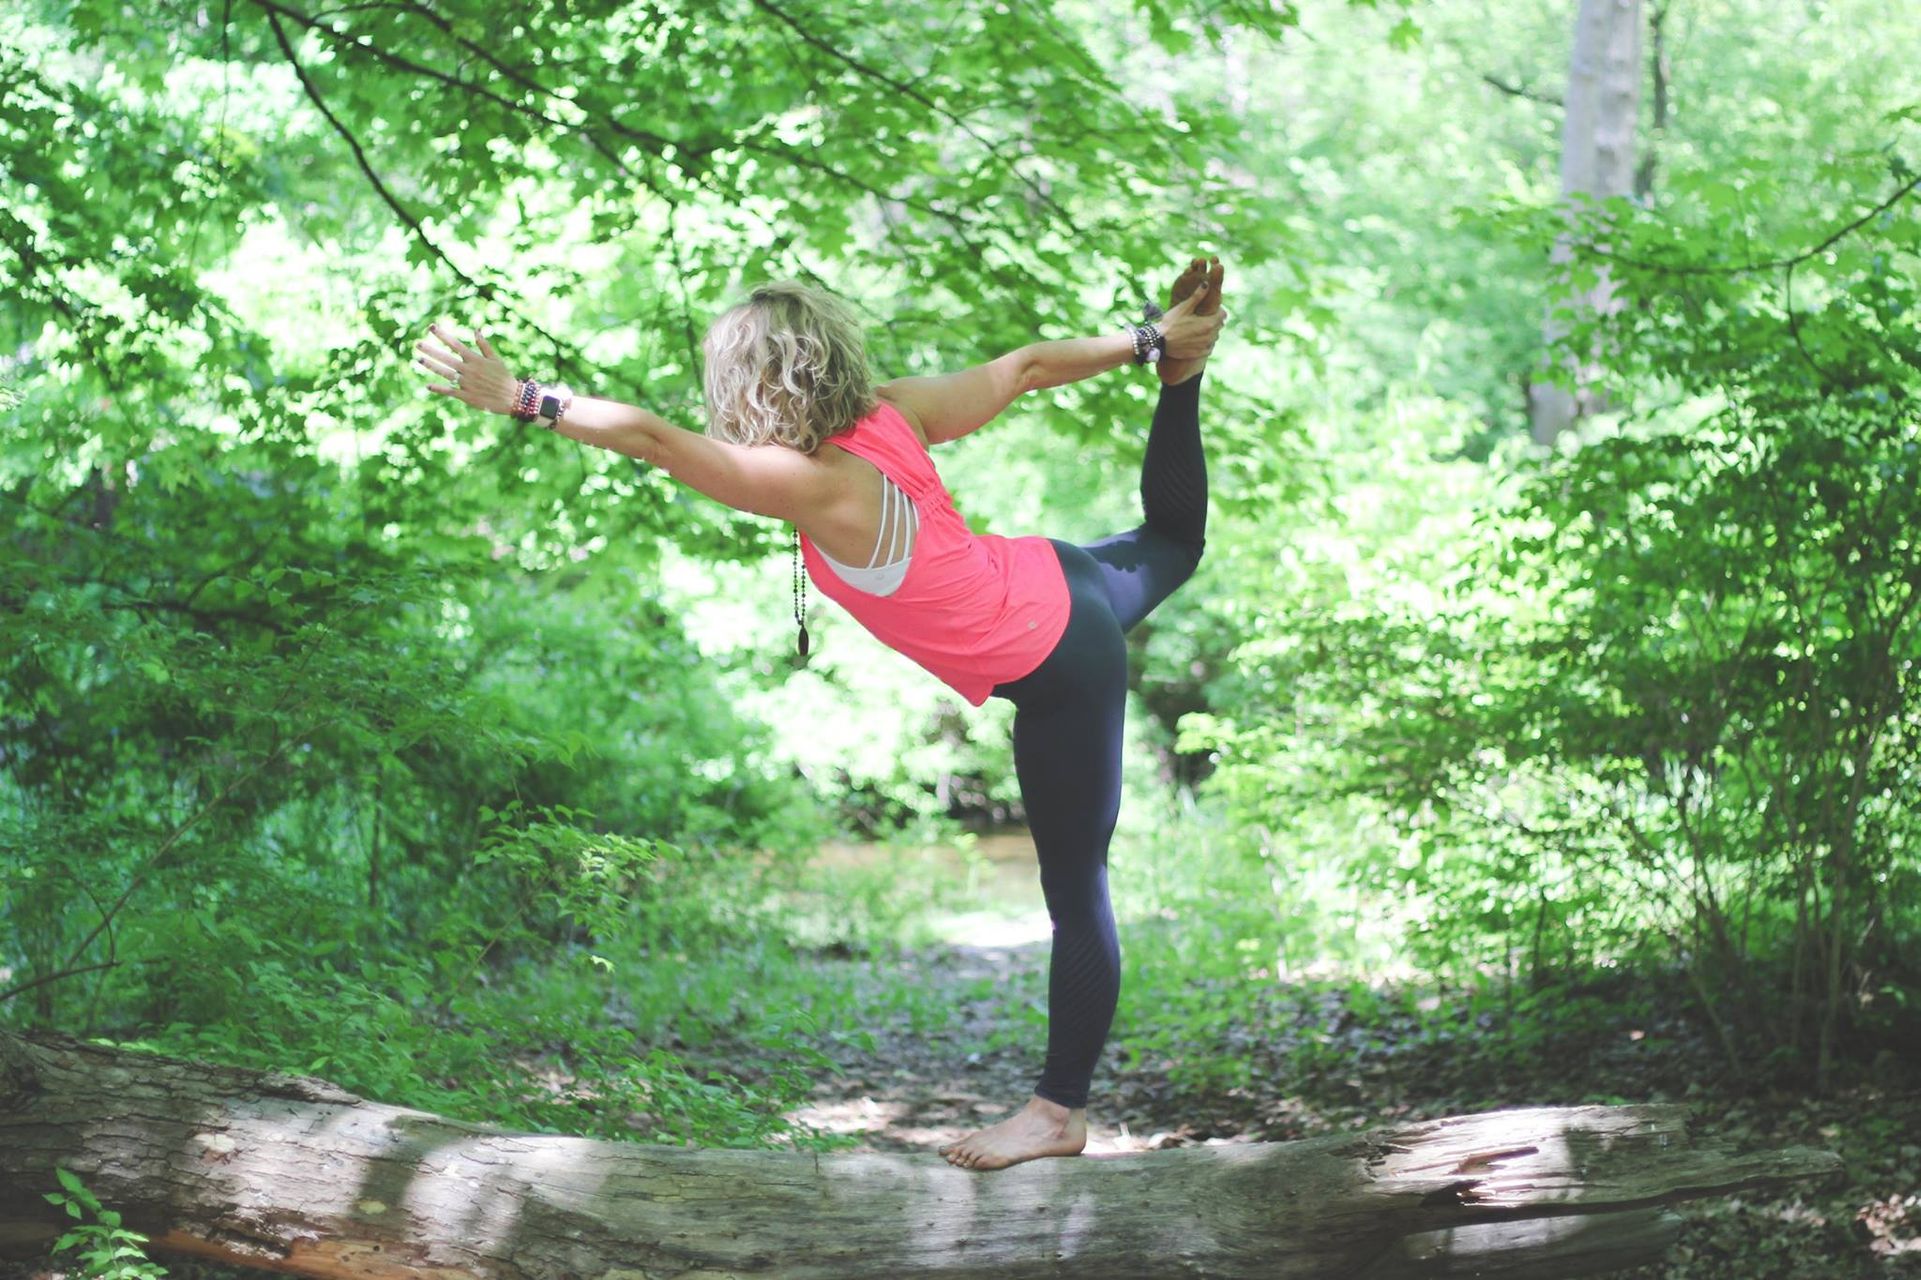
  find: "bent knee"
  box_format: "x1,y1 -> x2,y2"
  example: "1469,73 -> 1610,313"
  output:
1173,535 -> 1205,583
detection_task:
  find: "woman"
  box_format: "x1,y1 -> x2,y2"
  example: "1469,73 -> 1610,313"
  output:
414,257 -> 1227,1171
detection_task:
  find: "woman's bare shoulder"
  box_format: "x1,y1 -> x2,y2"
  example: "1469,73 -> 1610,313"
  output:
873,388 -> 933,451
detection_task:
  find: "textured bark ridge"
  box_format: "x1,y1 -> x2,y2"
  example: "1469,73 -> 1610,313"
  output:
0,1032 -> 1840,1280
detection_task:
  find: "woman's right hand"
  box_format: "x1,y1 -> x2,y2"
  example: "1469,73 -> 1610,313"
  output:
1157,280 -> 1228,361
415,322 -> 524,417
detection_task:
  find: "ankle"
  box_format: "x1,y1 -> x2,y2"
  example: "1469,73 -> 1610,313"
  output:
1026,1094 -> 1081,1124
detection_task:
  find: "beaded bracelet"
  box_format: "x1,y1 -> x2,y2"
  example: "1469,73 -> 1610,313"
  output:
1130,322 -> 1165,365
510,379 -> 541,423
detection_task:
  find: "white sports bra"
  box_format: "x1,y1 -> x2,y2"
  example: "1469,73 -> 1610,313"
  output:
815,470 -> 919,596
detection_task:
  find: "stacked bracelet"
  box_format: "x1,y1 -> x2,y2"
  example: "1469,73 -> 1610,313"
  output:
510,379 -> 541,423
509,379 -> 572,429
1129,322 -> 1165,366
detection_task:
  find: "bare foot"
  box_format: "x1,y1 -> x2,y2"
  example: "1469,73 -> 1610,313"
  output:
1159,255 -> 1225,386
938,1095 -> 1088,1172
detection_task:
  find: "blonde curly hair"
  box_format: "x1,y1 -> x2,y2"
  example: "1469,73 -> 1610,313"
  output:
702,281 -> 877,454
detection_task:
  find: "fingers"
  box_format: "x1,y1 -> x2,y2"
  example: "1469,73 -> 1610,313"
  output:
429,321 -> 477,359
412,322 -> 495,404
1164,281 -> 1207,318
416,350 -> 459,380
415,335 -> 459,369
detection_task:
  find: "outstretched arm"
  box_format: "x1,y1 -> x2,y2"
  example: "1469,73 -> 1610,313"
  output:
413,323 -> 823,522
878,336 -> 1132,446
880,281 -> 1221,446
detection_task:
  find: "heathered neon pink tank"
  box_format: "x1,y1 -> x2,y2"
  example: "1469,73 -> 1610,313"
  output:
799,399 -> 1071,706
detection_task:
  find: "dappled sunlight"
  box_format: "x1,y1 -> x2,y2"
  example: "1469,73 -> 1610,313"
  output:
923,906 -> 1054,947
426,1136 -> 608,1251
903,1153 -> 983,1258
1391,1211 -> 1674,1274
1053,1189 -> 1100,1261
785,1094 -> 910,1136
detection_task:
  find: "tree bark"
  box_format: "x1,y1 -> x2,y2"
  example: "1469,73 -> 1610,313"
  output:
0,1032 -> 1841,1280
1632,1 -> 1671,201
1528,0 -> 1644,447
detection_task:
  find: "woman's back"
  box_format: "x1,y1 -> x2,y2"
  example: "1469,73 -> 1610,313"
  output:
795,399 -> 1071,706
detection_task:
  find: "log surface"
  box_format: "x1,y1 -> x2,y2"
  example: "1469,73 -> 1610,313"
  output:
0,1032 -> 1842,1280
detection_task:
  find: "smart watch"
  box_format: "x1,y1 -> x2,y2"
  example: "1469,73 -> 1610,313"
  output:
533,383 -> 574,430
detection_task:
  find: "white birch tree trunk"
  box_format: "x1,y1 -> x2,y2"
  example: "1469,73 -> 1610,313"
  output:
1528,0 -> 1644,447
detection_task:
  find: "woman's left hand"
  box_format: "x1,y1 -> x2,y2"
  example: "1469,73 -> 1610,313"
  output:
414,322 -> 522,416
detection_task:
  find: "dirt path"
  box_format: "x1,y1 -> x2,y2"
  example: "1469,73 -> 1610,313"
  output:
771,931 -> 1921,1279
785,936 -> 1326,1158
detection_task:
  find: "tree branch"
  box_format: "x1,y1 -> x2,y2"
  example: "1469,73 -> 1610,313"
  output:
744,0 -> 1086,236
1585,170 -> 1921,277
257,5 -> 580,376
54,725 -> 315,976
0,962 -> 121,1007
252,0 -> 1039,323
1482,73 -> 1563,107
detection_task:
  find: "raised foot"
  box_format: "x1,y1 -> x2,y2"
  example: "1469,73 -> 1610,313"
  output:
938,1095 -> 1088,1172
1159,255 -> 1225,386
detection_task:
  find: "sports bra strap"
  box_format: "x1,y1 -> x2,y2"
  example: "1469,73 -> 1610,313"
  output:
861,471 -> 916,570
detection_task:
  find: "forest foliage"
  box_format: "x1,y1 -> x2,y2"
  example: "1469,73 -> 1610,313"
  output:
2,0 -> 1918,1176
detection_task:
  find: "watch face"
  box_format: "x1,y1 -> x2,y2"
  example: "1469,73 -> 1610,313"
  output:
539,394 -> 560,419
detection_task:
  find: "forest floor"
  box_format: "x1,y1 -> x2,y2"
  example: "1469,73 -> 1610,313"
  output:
15,847 -> 1917,1280
751,934 -> 1921,1280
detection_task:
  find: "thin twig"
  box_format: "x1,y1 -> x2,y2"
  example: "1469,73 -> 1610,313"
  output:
744,0 -> 1084,235
56,728 -> 311,971
259,6 -> 577,372
0,962 -> 122,1006
1587,171 -> 1921,277
1482,73 -> 1563,106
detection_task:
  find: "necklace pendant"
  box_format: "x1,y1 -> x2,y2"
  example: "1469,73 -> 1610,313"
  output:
796,622 -> 810,659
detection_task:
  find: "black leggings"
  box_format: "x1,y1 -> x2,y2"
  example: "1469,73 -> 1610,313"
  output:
987,376 -> 1207,1109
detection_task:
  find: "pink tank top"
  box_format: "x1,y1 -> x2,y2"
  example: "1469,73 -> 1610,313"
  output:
799,400 -> 1071,706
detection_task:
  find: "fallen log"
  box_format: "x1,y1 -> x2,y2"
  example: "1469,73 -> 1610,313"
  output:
0,1031 -> 1840,1279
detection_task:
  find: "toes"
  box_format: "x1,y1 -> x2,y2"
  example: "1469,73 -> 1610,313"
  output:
1169,257 -> 1208,308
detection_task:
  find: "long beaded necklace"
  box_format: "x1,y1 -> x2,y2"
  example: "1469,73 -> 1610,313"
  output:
790,526 -> 810,659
